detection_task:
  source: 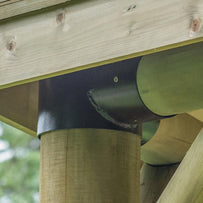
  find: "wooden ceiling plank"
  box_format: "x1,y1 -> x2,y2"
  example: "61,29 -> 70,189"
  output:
0,0 -> 203,89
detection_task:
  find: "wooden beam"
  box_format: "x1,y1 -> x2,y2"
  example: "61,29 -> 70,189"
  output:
158,128 -> 203,203
137,42 -> 203,116
141,114 -> 203,165
40,129 -> 141,203
141,163 -> 179,203
0,0 -> 203,89
0,82 -> 38,137
0,0 -> 70,21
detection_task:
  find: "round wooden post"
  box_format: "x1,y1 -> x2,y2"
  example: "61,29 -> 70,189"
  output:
137,42 -> 203,116
40,129 -> 140,203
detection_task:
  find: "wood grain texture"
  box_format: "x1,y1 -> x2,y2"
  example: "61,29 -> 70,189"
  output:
0,0 -> 70,21
158,128 -> 203,203
188,109 -> 203,122
0,82 -> 38,136
141,113 -> 203,165
40,129 -> 141,203
0,0 -> 203,89
141,163 -> 179,203
137,42 -> 203,116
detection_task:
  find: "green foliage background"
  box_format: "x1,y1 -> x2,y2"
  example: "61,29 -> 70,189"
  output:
0,122 -> 40,203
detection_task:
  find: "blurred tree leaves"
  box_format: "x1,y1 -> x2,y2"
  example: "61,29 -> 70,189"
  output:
0,122 -> 40,203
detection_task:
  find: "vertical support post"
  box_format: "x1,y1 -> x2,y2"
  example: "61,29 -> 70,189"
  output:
40,129 -> 140,203
158,128 -> 203,203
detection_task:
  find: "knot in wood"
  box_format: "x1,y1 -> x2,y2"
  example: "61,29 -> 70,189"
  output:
191,18 -> 201,33
7,39 -> 16,52
56,12 -> 65,25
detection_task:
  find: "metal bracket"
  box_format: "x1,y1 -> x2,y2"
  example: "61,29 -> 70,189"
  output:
37,57 -> 165,138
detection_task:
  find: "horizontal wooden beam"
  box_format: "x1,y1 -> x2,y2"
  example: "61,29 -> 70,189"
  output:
137,42 -> 203,116
0,0 -> 203,89
0,0 -> 70,21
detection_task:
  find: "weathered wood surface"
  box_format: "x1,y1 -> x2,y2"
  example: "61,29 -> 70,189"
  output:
158,128 -> 203,203
0,82 -> 38,136
0,0 -> 70,21
141,163 -> 179,203
137,42 -> 203,116
40,129 -> 140,203
0,0 -> 203,89
141,114 -> 203,165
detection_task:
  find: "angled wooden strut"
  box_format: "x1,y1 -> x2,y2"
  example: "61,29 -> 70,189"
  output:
141,114 -> 203,165
0,82 -> 38,136
158,128 -> 203,203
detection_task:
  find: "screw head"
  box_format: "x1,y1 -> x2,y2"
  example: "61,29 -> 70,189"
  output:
114,76 -> 119,83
